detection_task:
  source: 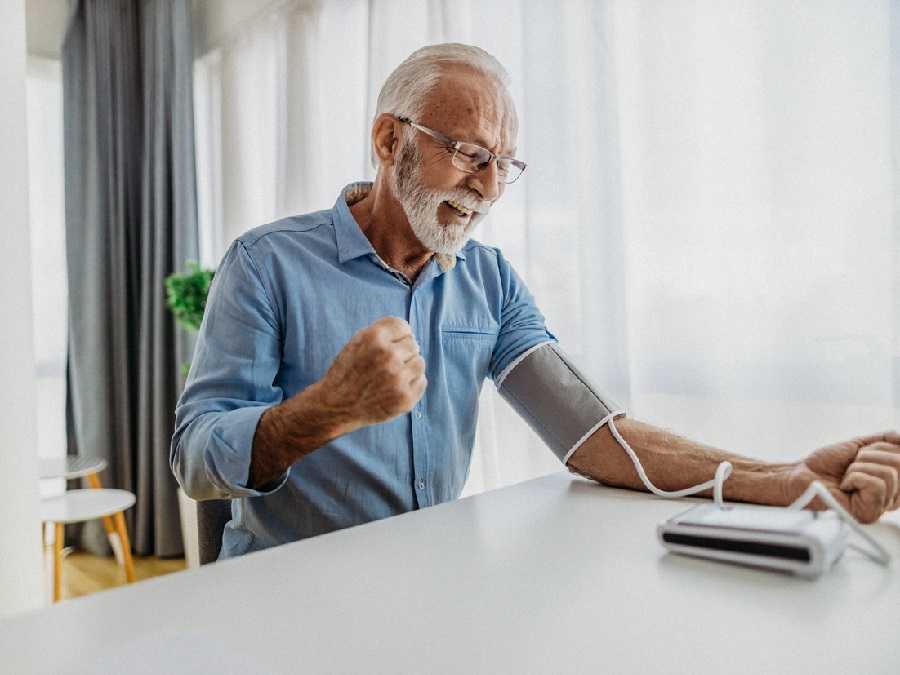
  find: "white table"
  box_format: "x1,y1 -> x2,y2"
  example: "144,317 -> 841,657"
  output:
3,472 -> 899,674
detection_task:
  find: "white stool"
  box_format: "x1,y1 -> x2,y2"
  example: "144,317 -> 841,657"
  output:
39,456 -> 131,565
39,455 -> 108,484
40,489 -> 137,602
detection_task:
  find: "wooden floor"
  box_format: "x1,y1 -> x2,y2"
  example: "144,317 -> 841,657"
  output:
44,548 -> 188,603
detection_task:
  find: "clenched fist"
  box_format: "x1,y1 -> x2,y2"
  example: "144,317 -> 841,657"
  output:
248,317 -> 427,488
790,431 -> 900,523
317,316 -> 427,428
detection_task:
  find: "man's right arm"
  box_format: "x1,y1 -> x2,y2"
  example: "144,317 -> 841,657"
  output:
171,240 -> 283,501
247,316 -> 426,489
171,240 -> 424,500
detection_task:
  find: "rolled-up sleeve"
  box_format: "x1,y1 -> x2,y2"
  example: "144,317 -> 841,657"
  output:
170,239 -> 289,500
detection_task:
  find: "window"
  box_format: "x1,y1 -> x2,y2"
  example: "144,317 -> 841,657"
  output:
27,55 -> 67,495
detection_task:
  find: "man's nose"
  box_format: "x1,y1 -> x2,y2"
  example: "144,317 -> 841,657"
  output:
466,159 -> 503,203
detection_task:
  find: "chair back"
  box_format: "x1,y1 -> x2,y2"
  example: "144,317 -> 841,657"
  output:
197,499 -> 232,565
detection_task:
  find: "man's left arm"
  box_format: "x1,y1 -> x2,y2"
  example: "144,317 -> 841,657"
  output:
567,418 -> 900,524
487,254 -> 899,523
496,341 -> 900,524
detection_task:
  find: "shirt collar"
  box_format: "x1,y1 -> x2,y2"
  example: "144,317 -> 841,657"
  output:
334,183 -> 379,263
333,182 -> 466,272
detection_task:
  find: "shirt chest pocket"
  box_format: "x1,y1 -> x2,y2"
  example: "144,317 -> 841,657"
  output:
439,323 -> 498,384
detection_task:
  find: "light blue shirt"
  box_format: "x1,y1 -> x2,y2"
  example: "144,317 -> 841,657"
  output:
171,183 -> 554,559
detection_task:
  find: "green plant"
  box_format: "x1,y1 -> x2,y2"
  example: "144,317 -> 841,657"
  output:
165,262 -> 215,331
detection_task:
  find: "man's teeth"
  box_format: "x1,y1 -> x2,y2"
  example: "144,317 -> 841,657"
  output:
446,200 -> 473,217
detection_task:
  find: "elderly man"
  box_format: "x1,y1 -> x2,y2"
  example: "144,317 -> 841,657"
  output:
172,43 -> 900,560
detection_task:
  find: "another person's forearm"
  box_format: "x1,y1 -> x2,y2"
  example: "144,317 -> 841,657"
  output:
567,417 -> 800,506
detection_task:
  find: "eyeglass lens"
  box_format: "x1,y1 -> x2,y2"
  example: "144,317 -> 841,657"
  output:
452,143 -> 523,184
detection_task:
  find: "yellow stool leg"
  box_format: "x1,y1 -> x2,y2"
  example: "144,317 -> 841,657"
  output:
112,511 -> 136,583
85,473 -> 119,562
53,522 -> 63,603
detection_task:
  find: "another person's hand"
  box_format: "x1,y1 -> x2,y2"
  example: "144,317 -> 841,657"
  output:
790,431 -> 900,523
317,316 -> 427,429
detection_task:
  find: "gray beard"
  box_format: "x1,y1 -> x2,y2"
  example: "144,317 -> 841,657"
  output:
390,141 -> 489,255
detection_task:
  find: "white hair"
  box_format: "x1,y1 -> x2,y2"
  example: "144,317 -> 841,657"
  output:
371,43 -> 516,168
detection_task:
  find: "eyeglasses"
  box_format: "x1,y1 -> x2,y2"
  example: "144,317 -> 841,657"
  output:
395,115 -> 526,184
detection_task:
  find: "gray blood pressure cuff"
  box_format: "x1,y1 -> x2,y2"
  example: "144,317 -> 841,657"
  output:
496,342 -> 625,463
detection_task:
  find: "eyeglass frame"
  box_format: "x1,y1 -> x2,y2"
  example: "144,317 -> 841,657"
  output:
394,115 -> 526,184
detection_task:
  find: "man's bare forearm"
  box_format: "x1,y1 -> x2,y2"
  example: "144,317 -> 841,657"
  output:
567,417 -> 800,506
248,317 -> 427,490
248,381 -> 357,489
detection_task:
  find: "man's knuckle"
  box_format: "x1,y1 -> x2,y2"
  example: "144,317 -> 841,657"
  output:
380,368 -> 397,386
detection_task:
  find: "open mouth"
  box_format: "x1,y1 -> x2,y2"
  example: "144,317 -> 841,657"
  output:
445,199 -> 474,219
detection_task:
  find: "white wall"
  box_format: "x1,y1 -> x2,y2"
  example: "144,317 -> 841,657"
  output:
24,0 -> 279,60
192,0 -> 280,56
25,0 -> 68,59
0,0 -> 43,617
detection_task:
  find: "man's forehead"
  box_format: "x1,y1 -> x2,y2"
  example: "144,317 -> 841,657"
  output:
418,65 -> 518,153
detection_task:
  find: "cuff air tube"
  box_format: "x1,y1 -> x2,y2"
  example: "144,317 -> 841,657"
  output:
496,343 -> 625,463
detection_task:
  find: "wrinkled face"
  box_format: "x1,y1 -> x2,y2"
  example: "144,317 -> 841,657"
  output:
390,65 -> 518,255
390,136 -> 489,254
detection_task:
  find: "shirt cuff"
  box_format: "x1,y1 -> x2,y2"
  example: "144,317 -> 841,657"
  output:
205,405 -> 290,497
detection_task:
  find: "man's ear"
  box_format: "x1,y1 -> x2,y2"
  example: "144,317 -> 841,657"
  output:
372,113 -> 401,168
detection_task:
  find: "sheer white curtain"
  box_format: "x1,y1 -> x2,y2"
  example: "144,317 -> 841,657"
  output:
193,0 -> 899,495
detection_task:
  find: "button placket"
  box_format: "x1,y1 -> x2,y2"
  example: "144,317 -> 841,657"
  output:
408,291 -> 429,505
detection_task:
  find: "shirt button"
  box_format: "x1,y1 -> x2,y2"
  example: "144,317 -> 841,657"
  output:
418,479 -> 426,489
415,411 -> 423,420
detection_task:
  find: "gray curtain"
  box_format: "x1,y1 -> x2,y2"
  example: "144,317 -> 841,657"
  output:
62,0 -> 198,557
